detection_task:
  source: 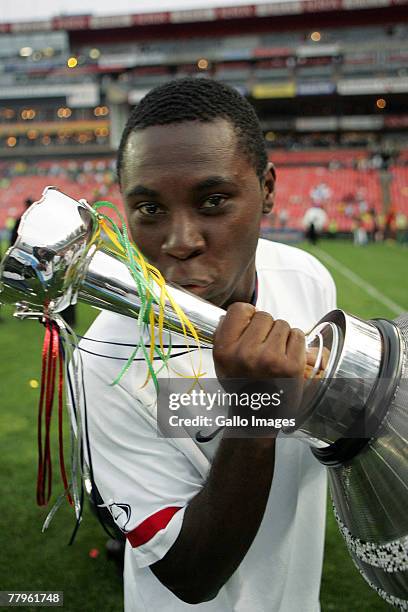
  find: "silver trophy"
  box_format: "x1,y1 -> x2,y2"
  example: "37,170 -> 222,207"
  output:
1,187 -> 407,608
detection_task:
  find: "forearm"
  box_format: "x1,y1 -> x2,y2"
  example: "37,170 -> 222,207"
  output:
151,436 -> 276,603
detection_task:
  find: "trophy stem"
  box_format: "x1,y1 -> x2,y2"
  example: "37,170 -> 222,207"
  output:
79,249 -> 224,347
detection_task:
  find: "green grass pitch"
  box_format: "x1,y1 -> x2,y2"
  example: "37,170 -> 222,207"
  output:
0,240 -> 406,611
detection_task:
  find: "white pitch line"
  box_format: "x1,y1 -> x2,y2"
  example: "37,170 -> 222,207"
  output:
313,247 -> 405,316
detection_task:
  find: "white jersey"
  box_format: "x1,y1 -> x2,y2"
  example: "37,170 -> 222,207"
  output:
79,239 -> 336,612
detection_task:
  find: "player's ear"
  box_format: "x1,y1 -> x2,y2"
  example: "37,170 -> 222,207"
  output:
262,162 -> 275,214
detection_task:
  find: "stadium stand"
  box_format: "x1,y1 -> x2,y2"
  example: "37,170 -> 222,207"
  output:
1,155 -> 407,233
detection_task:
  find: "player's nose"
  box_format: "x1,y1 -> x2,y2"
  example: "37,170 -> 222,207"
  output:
161,215 -> 205,260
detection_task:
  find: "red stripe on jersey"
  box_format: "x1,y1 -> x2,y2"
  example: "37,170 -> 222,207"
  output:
126,506 -> 182,548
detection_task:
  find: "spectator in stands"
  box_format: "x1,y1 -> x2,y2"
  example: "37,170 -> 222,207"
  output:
328,219 -> 338,239
80,77 -> 336,612
396,212 -> 408,245
310,182 -> 331,206
278,207 -> 289,229
371,153 -> 384,170
344,202 -> 355,218
357,196 -> 368,215
368,207 -> 379,242
384,208 -> 396,241
353,218 -> 368,246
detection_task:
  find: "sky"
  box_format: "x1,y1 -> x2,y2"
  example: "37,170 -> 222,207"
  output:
2,0 -> 293,23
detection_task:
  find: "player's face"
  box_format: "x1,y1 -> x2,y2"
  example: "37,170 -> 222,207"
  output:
120,119 -> 274,308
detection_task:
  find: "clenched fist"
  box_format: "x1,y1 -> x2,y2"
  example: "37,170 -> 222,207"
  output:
212,303 -> 306,436
213,303 -> 306,381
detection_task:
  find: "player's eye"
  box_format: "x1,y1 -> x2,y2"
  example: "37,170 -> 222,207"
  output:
136,203 -> 164,216
200,195 -> 227,209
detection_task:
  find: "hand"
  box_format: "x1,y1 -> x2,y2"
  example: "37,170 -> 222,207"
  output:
213,303 -> 306,381
213,304 -> 306,433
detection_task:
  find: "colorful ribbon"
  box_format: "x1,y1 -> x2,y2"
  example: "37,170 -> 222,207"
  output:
37,319 -> 72,507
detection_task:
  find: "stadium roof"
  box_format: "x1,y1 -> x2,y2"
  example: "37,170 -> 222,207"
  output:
1,0 -> 407,32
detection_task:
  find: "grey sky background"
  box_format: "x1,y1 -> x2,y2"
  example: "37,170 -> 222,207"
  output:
2,0 -> 294,23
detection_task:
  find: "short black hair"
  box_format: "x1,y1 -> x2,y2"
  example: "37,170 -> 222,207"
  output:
117,77 -> 267,184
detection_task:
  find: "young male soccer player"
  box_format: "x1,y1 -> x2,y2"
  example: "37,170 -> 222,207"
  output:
80,78 -> 336,611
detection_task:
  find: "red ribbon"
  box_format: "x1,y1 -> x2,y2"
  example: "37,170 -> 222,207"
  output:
37,319 -> 72,507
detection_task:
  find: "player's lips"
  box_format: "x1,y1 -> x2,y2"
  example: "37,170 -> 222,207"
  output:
178,280 -> 210,287
167,275 -> 211,287
169,278 -> 212,295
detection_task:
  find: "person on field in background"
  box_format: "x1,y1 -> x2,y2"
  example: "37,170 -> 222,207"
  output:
9,197 -> 33,247
303,205 -> 328,245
